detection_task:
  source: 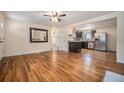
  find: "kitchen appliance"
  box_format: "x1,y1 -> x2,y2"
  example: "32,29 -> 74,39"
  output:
88,42 -> 95,49
94,32 -> 107,51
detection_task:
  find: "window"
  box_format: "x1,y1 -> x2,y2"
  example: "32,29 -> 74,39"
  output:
82,31 -> 91,40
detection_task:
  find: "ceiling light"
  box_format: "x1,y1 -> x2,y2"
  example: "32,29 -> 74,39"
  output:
52,11 -> 57,16
51,17 -> 59,22
43,11 -> 66,23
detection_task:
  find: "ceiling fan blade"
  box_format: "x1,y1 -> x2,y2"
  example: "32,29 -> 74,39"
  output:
43,14 -> 52,17
58,18 -> 61,22
58,14 -> 66,17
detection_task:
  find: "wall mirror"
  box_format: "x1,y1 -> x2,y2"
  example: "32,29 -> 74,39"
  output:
30,27 -> 48,42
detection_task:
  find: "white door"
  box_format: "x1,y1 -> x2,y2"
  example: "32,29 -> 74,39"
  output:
51,27 -> 60,51
51,31 -> 57,50
60,29 -> 68,52
0,22 -> 4,61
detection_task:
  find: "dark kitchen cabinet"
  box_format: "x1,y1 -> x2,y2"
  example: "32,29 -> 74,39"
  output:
81,42 -> 88,48
69,42 -> 81,53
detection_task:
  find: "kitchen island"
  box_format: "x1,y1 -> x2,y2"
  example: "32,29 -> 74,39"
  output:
68,41 -> 95,53
68,41 -> 82,53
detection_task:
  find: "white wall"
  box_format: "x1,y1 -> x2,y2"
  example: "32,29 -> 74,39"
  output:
0,12 -> 5,61
117,12 -> 124,63
5,20 -> 51,56
96,26 -> 117,51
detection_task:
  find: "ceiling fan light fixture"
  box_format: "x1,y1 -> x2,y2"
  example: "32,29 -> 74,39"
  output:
52,11 -> 57,16
43,11 -> 66,23
51,17 -> 59,22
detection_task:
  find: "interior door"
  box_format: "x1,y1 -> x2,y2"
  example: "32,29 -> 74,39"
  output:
51,31 -> 57,50
60,29 -> 68,51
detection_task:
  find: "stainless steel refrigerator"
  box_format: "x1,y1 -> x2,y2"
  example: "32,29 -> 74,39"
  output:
94,32 -> 107,51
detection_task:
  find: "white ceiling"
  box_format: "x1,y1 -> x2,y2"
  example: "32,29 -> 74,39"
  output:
76,18 -> 117,30
6,11 -> 115,27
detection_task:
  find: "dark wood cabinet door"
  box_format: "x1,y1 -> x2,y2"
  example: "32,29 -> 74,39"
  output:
69,42 -> 81,53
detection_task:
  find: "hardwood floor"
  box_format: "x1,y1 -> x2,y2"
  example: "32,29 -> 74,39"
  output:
0,49 -> 124,82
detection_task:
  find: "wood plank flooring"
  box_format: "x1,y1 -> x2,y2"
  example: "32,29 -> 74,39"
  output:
0,49 -> 124,82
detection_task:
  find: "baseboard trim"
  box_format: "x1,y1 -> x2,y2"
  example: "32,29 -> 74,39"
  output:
5,50 -> 51,57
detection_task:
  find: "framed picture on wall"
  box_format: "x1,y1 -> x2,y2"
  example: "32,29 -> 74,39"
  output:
30,27 -> 48,42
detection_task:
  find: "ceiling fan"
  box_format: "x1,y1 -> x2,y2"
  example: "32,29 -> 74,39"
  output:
43,11 -> 66,22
